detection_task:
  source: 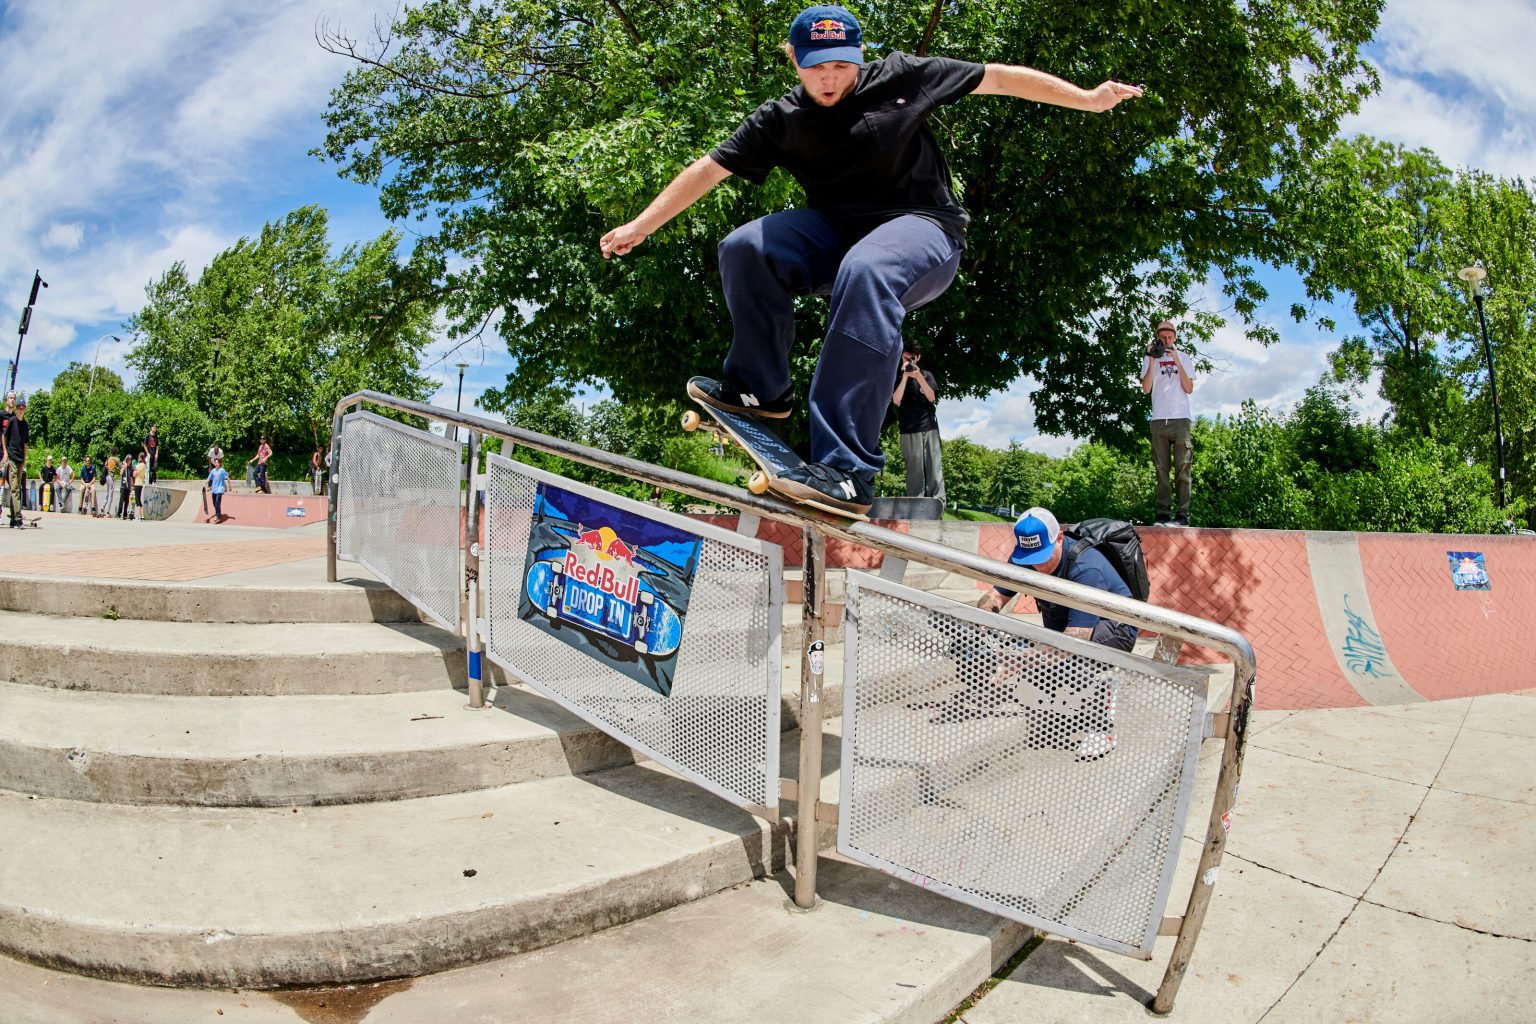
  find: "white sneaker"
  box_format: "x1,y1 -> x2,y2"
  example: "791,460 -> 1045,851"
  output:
1076,732 -> 1117,762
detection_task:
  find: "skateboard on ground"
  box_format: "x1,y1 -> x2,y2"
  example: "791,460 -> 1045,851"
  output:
681,393 -> 869,521
525,557 -> 682,657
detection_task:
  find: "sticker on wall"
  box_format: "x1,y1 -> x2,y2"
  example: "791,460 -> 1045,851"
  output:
519,481 -> 702,697
1447,551 -> 1490,591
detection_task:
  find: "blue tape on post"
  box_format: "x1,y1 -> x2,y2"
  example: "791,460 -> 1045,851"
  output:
468,650 -> 482,681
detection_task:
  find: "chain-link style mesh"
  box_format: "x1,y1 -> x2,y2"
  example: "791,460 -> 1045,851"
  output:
482,455 -> 782,814
336,411 -> 463,630
839,571 -> 1207,956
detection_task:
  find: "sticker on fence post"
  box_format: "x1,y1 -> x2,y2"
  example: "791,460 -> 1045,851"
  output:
518,481 -> 700,697
808,640 -> 825,676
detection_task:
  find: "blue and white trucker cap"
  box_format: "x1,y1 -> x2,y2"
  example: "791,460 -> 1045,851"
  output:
1008,507 -> 1061,567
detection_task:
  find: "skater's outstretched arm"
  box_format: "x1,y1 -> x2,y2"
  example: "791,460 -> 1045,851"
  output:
972,64 -> 1142,113
600,156 -> 733,258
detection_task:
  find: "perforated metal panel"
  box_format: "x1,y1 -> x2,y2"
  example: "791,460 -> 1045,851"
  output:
482,455 -> 782,815
336,411 -> 463,630
839,571 -> 1207,956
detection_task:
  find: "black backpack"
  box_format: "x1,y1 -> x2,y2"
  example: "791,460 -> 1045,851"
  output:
1062,518 -> 1150,601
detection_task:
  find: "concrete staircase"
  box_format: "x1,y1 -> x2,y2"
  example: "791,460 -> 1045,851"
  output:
0,570 -> 1025,1022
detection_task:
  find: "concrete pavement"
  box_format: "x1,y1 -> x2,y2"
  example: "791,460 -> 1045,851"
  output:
2,512 -> 1533,1020
960,691 -> 1536,1023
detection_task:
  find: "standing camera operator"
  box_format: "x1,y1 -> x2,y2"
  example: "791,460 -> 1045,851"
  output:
1140,320 -> 1194,526
892,344 -> 945,503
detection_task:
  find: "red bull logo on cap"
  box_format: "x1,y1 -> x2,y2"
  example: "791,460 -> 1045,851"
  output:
810,18 -> 847,40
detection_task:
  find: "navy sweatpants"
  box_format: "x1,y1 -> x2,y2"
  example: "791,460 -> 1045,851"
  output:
718,210 -> 962,481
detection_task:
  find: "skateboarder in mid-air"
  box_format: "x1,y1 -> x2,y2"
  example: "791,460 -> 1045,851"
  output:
601,4 -> 1141,514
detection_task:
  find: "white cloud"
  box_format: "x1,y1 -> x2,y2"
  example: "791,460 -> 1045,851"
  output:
1344,0 -> 1536,177
42,223 -> 85,252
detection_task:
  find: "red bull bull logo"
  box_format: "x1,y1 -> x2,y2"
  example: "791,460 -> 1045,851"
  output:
575,526 -> 639,566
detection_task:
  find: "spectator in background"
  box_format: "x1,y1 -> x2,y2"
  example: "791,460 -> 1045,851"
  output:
207,442 -> 224,470
118,454 -> 135,520
251,436 -> 272,494
4,400 -> 28,527
56,456 -> 74,512
104,451 -> 120,517
133,452 -> 147,518
1140,320 -> 1194,526
79,456 -> 97,514
144,425 -> 160,484
891,344 -> 944,503
40,456 -> 56,511
309,446 -> 325,495
208,458 -> 229,524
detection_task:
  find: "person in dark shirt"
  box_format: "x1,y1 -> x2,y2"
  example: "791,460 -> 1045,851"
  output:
144,425 -> 160,484
601,4 -> 1140,514
4,400 -> 30,527
892,344 -> 944,502
40,456 -> 56,512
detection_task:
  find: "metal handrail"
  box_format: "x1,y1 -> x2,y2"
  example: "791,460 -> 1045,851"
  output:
327,389 -> 1255,1015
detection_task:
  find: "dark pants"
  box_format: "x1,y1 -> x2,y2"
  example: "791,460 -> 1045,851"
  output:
1151,417 -> 1192,521
255,463 -> 270,494
718,210 -> 962,481
211,492 -> 223,519
119,483 -> 132,518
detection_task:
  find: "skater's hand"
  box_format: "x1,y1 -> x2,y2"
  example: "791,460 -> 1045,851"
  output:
1084,80 -> 1143,113
600,222 -> 648,259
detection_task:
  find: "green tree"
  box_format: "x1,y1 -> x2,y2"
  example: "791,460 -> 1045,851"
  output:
125,205 -> 439,454
318,0 -> 1380,447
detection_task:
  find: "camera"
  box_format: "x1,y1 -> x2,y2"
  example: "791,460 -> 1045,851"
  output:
903,359 -> 917,373
1148,338 -> 1167,359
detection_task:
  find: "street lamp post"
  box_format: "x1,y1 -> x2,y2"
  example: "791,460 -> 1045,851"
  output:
1457,261 -> 1507,509
88,335 -> 120,397
10,270 -> 48,393
453,362 -> 469,442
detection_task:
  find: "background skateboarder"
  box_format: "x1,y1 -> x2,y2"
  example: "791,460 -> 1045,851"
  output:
600,4 -> 1141,515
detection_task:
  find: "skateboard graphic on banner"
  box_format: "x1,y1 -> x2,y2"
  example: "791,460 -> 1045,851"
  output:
524,556 -> 682,658
682,384 -> 869,522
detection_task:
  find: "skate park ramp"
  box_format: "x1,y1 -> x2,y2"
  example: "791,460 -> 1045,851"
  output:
196,492 -> 328,529
962,525 -> 1535,711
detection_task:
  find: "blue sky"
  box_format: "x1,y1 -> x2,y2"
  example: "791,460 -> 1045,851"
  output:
2,0 -> 1530,454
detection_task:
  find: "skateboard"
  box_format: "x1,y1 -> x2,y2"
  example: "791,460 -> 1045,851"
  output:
681,387 -> 869,521
525,556 -> 682,657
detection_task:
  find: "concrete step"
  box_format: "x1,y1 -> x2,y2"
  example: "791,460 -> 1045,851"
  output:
0,682 -> 634,806
1,858 -> 1026,1024
0,764 -> 783,988
0,613 -> 472,695
0,572 -> 420,623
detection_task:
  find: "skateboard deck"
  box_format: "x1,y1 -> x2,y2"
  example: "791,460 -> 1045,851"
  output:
525,557 -> 682,658
682,390 -> 869,521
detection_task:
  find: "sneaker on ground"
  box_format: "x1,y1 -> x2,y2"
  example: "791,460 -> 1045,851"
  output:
686,375 -> 793,419
770,461 -> 873,516
1075,731 -> 1118,762
1173,516 -> 1190,527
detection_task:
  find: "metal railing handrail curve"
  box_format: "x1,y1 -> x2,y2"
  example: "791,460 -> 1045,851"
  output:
326,388 -> 1255,1016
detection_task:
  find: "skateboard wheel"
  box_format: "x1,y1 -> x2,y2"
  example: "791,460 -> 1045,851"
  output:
639,590 -> 654,606
635,640 -> 649,655
681,411 -> 700,432
748,471 -> 770,495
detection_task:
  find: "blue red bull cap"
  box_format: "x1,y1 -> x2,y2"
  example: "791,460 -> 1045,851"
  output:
1008,507 -> 1061,567
789,5 -> 864,68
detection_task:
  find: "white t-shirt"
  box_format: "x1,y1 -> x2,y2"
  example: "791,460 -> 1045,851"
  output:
1142,351 -> 1192,420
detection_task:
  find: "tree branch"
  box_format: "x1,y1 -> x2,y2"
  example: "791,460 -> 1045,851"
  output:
605,0 -> 644,48
917,0 -> 944,56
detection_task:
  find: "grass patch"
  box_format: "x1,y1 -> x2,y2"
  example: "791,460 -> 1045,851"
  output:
939,932 -> 1045,1023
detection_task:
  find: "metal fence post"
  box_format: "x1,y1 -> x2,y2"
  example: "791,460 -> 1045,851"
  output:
463,430 -> 488,710
793,527 -> 827,909
326,405 -> 345,583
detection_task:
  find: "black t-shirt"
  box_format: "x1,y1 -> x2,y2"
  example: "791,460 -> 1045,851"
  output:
41,464 -> 54,484
710,52 -> 986,241
895,368 -> 939,433
3,416 -> 26,463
